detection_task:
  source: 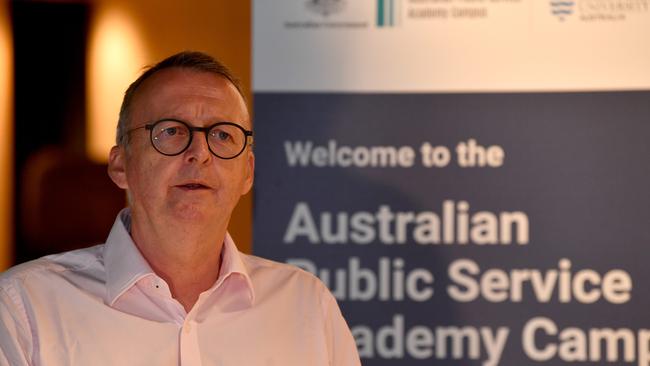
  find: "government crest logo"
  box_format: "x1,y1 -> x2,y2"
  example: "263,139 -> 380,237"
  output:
306,0 -> 346,17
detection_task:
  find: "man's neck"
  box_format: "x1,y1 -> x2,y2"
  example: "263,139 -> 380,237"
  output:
129,212 -> 226,313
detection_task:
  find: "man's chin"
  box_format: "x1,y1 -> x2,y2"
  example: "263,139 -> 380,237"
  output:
170,203 -> 228,224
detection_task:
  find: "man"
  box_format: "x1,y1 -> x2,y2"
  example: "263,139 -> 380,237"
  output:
0,51 -> 361,365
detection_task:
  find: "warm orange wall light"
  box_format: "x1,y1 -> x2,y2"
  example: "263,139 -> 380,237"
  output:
87,5 -> 148,163
0,1 -> 14,270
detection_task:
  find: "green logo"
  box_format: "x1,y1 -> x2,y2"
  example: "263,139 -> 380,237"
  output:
377,0 -> 400,27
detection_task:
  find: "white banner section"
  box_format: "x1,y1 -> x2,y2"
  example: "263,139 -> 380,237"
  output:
253,0 -> 650,92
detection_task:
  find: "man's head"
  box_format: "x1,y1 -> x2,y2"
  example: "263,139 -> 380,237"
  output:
107,51 -> 254,232
116,51 -> 247,147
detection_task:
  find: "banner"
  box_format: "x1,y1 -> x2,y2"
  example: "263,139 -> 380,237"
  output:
253,1 -> 650,365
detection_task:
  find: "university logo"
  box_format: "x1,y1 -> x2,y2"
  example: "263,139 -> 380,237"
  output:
377,0 -> 402,27
550,0 -> 575,21
305,0 -> 346,17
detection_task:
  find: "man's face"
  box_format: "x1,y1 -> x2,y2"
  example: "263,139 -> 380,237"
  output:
108,68 -> 254,228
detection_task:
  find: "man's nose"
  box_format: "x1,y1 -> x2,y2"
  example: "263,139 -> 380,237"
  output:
184,131 -> 212,163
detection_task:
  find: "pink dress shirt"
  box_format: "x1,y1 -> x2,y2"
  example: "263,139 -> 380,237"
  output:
0,210 -> 361,366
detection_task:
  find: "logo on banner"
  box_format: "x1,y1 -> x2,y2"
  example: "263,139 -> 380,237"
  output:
550,0 -> 575,21
306,0 -> 346,17
283,0 -> 367,29
377,0 -> 402,27
550,0 -> 649,22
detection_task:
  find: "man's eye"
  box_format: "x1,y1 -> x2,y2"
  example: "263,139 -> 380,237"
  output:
163,127 -> 178,136
159,126 -> 187,138
212,129 -> 232,142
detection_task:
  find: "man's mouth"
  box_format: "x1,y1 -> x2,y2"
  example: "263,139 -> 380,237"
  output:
177,183 -> 210,190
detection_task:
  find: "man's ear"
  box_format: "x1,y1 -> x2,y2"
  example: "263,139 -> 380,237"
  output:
108,145 -> 129,189
241,151 -> 255,195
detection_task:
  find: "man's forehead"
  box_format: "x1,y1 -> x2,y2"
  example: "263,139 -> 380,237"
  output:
137,68 -> 240,100
130,67 -> 250,125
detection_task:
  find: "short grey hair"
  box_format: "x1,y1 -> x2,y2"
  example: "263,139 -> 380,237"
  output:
116,51 -> 246,146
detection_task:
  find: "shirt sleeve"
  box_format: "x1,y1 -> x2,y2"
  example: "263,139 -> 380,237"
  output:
0,285 -> 32,366
321,289 -> 361,366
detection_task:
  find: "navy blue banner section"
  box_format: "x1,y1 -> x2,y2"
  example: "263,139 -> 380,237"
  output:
253,92 -> 650,365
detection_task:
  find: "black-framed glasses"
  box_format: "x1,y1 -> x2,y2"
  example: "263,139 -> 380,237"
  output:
128,119 -> 253,159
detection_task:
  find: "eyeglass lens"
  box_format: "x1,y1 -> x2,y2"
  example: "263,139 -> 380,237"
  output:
150,120 -> 247,158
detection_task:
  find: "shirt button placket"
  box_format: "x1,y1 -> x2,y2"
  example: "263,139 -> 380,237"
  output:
180,320 -> 202,366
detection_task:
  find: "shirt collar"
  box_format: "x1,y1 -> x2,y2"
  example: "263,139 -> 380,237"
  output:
104,208 -> 255,307
104,209 -> 155,305
213,231 -> 255,306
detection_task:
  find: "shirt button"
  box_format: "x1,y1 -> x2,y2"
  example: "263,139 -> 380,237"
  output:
184,324 -> 192,333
